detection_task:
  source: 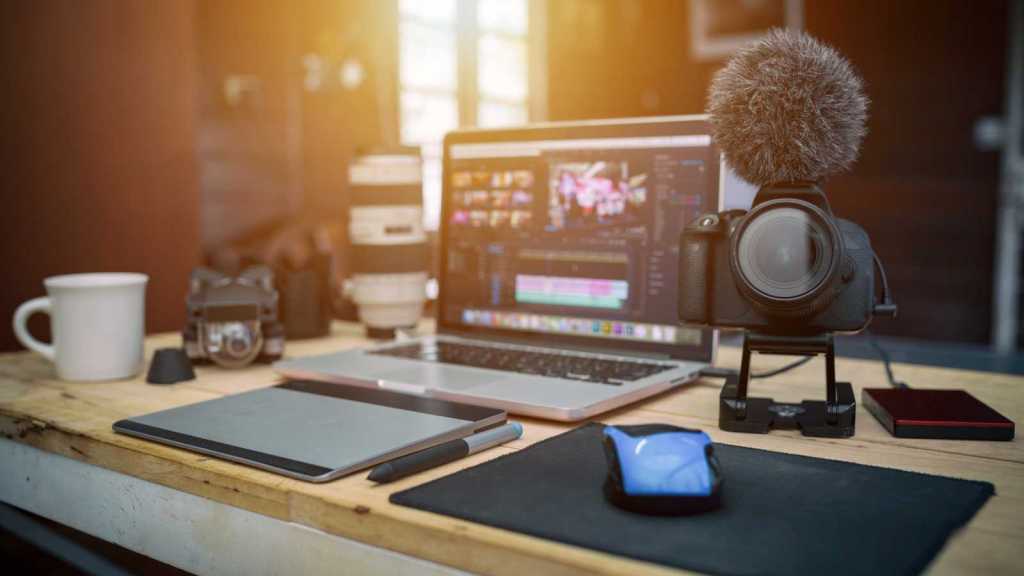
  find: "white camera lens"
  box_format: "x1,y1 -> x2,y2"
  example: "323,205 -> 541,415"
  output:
348,153 -> 428,338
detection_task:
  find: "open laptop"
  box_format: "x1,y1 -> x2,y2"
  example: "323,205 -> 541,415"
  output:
276,115 -> 721,421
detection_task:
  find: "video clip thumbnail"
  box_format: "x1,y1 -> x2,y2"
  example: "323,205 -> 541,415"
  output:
547,160 -> 648,231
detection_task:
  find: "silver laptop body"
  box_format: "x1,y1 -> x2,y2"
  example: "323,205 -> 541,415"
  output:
277,115 -> 722,421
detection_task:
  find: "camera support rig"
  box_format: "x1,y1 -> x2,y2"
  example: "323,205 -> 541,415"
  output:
718,331 -> 856,437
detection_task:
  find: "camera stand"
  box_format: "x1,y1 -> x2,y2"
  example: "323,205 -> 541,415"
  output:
719,332 -> 855,437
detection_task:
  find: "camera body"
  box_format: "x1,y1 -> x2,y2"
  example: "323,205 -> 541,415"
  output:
679,184 -> 878,335
183,267 -> 285,368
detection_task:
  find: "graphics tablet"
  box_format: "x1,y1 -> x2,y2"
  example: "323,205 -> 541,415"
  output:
113,380 -> 506,482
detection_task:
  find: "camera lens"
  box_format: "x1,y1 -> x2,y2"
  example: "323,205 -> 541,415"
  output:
226,333 -> 252,357
204,321 -> 263,368
733,204 -> 839,310
348,153 -> 428,339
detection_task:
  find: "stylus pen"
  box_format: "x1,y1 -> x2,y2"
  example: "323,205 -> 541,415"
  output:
368,422 -> 523,484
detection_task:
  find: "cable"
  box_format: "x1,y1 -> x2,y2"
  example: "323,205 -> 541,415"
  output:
866,253 -> 906,387
700,355 -> 812,380
872,253 -> 898,318
701,335 -> 907,387
867,331 -> 909,389
700,247 -> 900,383
752,355 -> 814,378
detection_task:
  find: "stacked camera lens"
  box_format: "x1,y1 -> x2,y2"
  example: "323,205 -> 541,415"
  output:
347,153 -> 428,338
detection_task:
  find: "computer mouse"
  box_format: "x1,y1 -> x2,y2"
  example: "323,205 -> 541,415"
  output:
602,424 -> 722,515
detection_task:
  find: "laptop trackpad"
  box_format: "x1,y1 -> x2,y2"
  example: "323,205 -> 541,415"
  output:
376,367 -> 502,391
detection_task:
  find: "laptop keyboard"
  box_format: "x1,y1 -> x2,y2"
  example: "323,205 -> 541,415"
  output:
370,341 -> 676,386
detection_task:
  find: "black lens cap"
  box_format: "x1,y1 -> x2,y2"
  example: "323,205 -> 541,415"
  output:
147,348 -> 196,384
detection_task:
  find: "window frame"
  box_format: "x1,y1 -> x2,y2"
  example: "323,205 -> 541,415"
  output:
396,0 -> 547,230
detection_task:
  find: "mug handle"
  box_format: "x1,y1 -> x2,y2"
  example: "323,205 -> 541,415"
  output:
13,297 -> 55,360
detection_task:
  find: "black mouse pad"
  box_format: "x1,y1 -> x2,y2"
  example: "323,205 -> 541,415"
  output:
391,423 -> 994,576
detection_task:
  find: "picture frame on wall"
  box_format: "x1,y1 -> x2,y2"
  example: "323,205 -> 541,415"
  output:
690,0 -> 803,61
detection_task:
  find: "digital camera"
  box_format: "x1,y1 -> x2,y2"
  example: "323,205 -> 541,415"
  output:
678,184 -> 892,334
183,267 -> 285,368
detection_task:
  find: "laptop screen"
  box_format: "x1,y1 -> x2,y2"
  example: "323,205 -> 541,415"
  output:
440,116 -> 719,361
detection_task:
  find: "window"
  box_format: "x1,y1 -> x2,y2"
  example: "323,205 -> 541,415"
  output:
398,0 -> 537,229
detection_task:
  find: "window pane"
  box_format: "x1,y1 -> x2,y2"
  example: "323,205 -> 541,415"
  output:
477,33 -> 528,101
478,100 -> 528,128
478,0 -> 527,35
400,0 -> 455,24
400,21 -> 457,91
400,91 -> 458,145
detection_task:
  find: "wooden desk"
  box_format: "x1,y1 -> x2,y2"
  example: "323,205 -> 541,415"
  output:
0,322 -> 1021,575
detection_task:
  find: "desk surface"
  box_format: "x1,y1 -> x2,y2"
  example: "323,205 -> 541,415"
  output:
0,321 -> 1021,575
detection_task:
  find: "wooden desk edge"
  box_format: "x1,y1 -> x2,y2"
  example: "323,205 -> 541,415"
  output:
0,321 -> 1021,576
0,396 -> 683,576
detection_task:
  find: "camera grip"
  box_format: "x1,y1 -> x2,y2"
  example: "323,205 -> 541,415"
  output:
679,235 -> 710,324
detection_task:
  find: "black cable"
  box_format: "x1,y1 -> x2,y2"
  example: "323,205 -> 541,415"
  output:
702,335 -> 907,386
866,253 -> 905,387
752,355 -> 814,378
698,366 -> 740,379
701,249 -> 900,383
700,355 -> 813,380
867,331 -> 909,389
872,253 -> 898,318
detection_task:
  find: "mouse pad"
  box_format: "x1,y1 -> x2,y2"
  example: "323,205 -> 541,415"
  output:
391,423 -> 994,576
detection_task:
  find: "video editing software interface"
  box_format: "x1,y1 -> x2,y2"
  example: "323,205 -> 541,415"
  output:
443,126 -> 717,350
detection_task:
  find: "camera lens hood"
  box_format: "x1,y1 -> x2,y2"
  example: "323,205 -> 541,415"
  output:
729,197 -> 844,318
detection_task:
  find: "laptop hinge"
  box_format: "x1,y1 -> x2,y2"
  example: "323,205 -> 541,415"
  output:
438,328 -> 674,361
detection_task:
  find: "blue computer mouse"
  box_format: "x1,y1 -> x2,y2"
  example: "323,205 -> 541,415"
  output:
602,424 -> 723,515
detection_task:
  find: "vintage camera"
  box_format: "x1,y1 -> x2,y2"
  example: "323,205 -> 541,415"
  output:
679,184 -> 894,334
183,267 -> 285,368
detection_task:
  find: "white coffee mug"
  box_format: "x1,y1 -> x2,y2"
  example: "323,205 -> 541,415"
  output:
13,273 -> 149,381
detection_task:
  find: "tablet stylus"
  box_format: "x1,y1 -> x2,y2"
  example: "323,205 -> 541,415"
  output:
368,422 -> 523,483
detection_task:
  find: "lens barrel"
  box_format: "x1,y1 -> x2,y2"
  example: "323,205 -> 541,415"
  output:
348,153 -> 428,338
203,320 -> 264,368
730,198 -> 843,317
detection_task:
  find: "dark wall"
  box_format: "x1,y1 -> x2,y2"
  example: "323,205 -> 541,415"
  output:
547,0 -> 1007,344
296,0 -> 400,220
811,1 -> 1004,344
2,1 -> 997,352
195,0 -> 302,247
195,0 -> 398,249
0,1 -> 201,351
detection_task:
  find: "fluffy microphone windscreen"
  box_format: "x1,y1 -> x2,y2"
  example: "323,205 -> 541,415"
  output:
707,29 -> 869,187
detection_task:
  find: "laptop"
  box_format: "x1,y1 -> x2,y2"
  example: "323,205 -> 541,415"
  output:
276,115 -> 721,421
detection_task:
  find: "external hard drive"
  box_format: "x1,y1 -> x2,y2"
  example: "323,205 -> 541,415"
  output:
862,388 -> 1015,441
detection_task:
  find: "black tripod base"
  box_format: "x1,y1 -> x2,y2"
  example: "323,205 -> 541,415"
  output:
719,376 -> 856,437
716,331 -> 856,438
